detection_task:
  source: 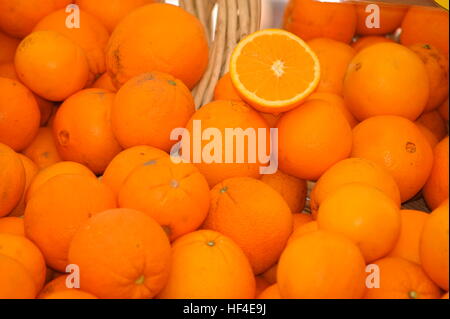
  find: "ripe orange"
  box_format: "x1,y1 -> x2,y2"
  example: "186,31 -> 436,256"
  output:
307,38 -> 355,95
0,143 -> 25,217
230,29 -> 320,113
260,170 -> 307,213
278,231 -> 366,299
355,3 -> 407,35
158,230 -> 255,299
284,0 -> 357,43
255,276 -> 271,297
277,99 -> 352,180
53,88 -> 122,174
202,177 -> 292,274
0,217 -> 25,236
185,100 -> 270,187
401,6 -> 449,55
37,275 -> 76,298
417,125 -> 439,148
0,254 -> 36,299
423,137 -> 449,210
24,174 -> 116,271
343,43 -> 429,121
214,73 -> 242,102
112,72 -> 194,152
420,200 -> 449,291
42,290 -> 98,299
292,212 -> 313,230
15,31 -> 90,101
351,36 -> 394,53
68,208 -> 171,299
261,264 -> 278,286
388,210 -> 429,265
352,116 -> 433,202
106,3 -> 208,89
23,127 -> 62,169
310,157 -> 401,217
317,183 -> 401,262
258,284 -> 281,299
91,73 -> 117,92
0,31 -> 20,63
102,145 -> 168,196
288,221 -> 319,244
415,110 -> 448,143
118,157 -> 210,241
438,98 -> 449,121
0,77 -> 40,151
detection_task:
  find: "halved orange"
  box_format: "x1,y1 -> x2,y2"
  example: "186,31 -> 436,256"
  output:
230,29 -> 320,113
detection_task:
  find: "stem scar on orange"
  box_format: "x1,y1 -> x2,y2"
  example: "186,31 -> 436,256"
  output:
230,29 -> 320,114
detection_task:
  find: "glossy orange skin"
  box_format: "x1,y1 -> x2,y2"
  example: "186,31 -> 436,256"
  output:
24,174 -> 116,271
43,290 -> 98,299
75,0 -> 156,32
102,145 -> 168,196
344,43 -> 429,121
388,210 -> 429,265
351,36 -> 394,53
284,0 -> 357,43
34,9 -> 110,84
214,73 -> 242,101
0,143 -> 25,217
277,99 -> 352,181
401,6 -> 449,56
423,137 -> 449,210
278,231 -> 366,299
0,77 -> 40,151
364,257 -> 441,299
0,217 -> 25,236
158,230 -> 255,299
202,177 -> 293,274
260,170 -> 307,213
53,88 -> 122,174
23,127 -> 62,169
352,116 -> 433,202
15,31 -> 90,101
0,31 -> 20,63
307,38 -> 355,95
91,73 -> 117,92
106,3 -> 208,89
415,111 -> 448,143
258,284 -> 281,299
112,72 -> 194,152
0,233 -> 47,293
118,157 -> 210,241
0,254 -> 36,299
185,100 -> 270,187
68,209 -> 171,299
0,0 -> 72,38
355,3 -> 407,36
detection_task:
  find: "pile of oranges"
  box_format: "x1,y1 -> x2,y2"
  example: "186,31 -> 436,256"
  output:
0,0 -> 448,299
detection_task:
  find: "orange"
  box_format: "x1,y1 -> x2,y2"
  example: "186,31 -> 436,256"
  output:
351,36 -> 394,53
33,9 -> 110,84
409,44 -> 449,111
352,115 -> 433,202
307,38 -> 355,95
0,217 -> 25,236
0,31 -> 20,63
91,73 -> 117,92
102,145 -> 168,196
23,127 -> 62,169
230,29 -> 320,113
260,170 -> 307,213
24,174 -> 116,271
306,92 -> 358,128
258,284 -> 281,299
158,230 -> 255,299
0,143 -> 25,217
118,157 -> 210,241
343,42 -> 429,121
0,254 -> 36,299
106,3 -> 208,89
202,177 -> 292,274
364,257 -> 441,299
184,100 -> 270,187
214,73 -> 242,101
0,233 -> 46,293
317,183 -> 401,262
0,0 -> 72,38
292,213 -> 313,230
259,112 -> 282,128
26,161 -> 95,203
0,77 -> 40,151
277,99 -> 352,180
417,125 -> 439,148
255,276 -> 271,297
37,275 -> 71,298
420,199 -> 449,291
15,30 -> 90,101
53,88 -> 122,174
261,264 -> 278,285
438,98 -> 449,122
401,6 -> 449,55
283,0 -> 357,43
75,0 -> 156,33
423,137 -> 449,210
278,230 -> 366,299
68,208 -> 171,299
42,290 -> 98,299
388,210 -> 429,265
355,3 -> 407,35
415,110 -> 448,143
310,157 -> 401,217
288,221 -> 318,244
112,72 -> 194,152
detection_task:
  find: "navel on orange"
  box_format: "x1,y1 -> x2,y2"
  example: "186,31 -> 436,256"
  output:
230,29 -> 320,113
